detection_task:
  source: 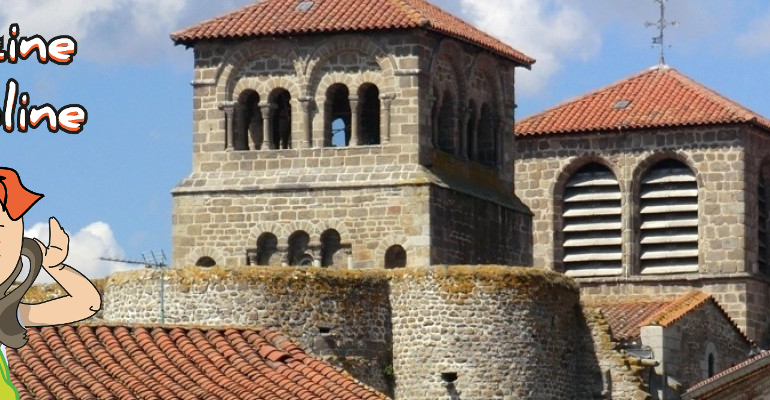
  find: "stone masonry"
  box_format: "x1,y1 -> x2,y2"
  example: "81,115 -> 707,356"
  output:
100,265 -> 599,400
173,29 -> 532,270
515,125 -> 770,341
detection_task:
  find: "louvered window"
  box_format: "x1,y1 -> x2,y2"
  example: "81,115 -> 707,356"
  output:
562,164 -> 622,274
639,160 -> 698,272
759,172 -> 769,274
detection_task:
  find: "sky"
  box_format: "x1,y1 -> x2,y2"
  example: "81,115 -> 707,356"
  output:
2,0 -> 770,282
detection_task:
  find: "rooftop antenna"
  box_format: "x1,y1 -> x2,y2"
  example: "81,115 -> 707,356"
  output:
645,0 -> 678,66
100,250 -> 170,324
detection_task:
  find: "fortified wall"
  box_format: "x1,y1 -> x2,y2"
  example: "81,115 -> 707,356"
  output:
57,265 -> 601,399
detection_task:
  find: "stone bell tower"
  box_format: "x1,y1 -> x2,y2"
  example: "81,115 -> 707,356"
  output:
170,0 -> 535,270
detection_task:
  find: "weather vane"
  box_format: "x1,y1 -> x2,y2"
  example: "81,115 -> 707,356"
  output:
645,0 -> 678,66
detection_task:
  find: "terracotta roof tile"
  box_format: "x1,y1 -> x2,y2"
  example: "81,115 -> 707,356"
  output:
516,65 -> 770,136
171,0 -> 534,66
589,299 -> 671,342
588,291 -> 749,343
8,324 -> 388,400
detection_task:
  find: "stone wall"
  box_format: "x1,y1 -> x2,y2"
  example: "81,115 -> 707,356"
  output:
388,266 -> 594,400
515,126 -> 770,341
672,301 -> 751,392
429,185 -> 532,266
173,178 -> 432,269
101,266 -> 394,394
581,307 -> 650,400
99,265 -> 602,400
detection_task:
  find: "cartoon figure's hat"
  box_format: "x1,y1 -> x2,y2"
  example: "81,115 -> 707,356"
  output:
0,168 -> 43,220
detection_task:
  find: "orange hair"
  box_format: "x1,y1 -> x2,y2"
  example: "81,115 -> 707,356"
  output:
0,168 -> 43,221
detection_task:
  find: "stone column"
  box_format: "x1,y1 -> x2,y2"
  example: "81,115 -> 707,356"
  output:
259,103 -> 273,150
219,101 -> 235,150
299,96 -> 313,148
380,94 -> 394,143
349,95 -> 360,146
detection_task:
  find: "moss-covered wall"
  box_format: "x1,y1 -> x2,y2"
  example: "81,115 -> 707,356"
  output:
50,265 -> 608,399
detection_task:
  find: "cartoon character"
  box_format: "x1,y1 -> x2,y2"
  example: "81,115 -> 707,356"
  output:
0,167 -> 101,398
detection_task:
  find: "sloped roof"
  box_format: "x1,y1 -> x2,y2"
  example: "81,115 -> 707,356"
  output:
684,349 -> 770,399
588,291 -> 748,343
8,324 -> 387,400
516,65 -> 770,136
171,0 -> 534,67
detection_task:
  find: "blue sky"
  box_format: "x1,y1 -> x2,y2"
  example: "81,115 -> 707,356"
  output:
2,0 -> 770,280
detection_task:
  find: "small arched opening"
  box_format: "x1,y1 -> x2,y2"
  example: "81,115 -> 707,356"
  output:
256,232 -> 278,266
234,90 -> 262,150
287,230 -> 311,266
358,83 -> 380,145
269,88 -> 292,149
707,353 -> 715,377
320,229 -> 341,267
478,102 -> 495,165
326,84 -> 351,147
466,100 -> 477,160
384,245 -> 407,269
195,256 -> 216,268
437,89 -> 456,154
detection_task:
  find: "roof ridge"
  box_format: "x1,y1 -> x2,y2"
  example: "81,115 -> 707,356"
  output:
666,68 -> 766,124
389,0 -> 430,27
642,290 -> 710,327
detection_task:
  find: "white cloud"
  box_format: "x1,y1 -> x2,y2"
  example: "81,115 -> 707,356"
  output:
24,221 -> 131,284
457,0 -> 601,95
0,0 -> 245,63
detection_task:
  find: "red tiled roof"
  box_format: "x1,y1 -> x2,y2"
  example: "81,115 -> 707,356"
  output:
171,0 -> 534,67
8,324 -> 387,400
516,65 -> 770,136
590,299 -> 671,342
684,350 -> 770,398
588,291 -> 748,343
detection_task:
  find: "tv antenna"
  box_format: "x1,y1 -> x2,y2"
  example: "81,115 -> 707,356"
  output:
100,250 -> 167,269
645,0 -> 678,66
100,250 -> 170,324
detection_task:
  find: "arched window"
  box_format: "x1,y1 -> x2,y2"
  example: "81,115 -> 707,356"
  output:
466,100 -> 477,160
320,229 -> 341,267
437,90 -> 456,154
195,256 -> 216,268
269,89 -> 292,149
431,86 -> 440,148
639,159 -> 698,272
256,232 -> 278,266
234,90 -> 262,150
359,83 -> 380,145
477,103 -> 495,166
562,163 -> 622,273
287,231 -> 312,267
385,245 -> 407,269
326,84 -> 351,147
707,353 -> 715,378
759,170 -> 769,275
